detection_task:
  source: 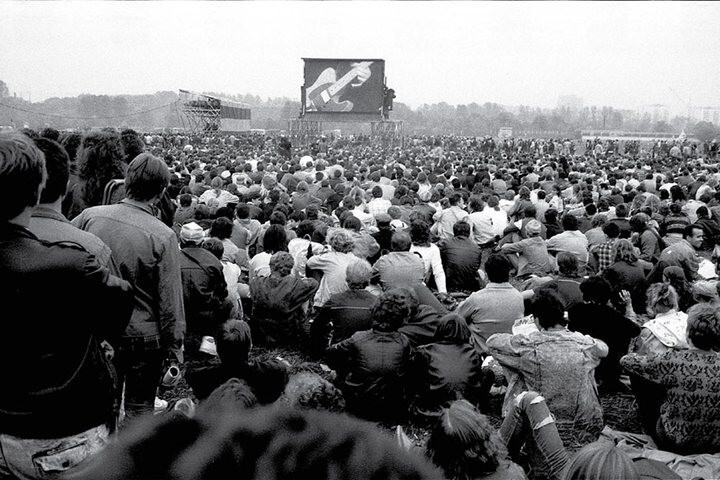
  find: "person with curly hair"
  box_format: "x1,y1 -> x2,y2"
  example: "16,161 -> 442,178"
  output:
326,289 -> 414,422
65,131 -> 126,220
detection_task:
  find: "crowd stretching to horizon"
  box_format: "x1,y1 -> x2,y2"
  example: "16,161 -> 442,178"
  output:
1,125 -> 720,480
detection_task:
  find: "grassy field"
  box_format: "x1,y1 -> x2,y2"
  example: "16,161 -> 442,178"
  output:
160,344 -> 643,450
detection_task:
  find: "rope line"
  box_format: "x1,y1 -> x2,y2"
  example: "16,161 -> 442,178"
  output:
0,99 -> 178,120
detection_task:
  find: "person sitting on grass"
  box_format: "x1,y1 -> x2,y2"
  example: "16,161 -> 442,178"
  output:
185,319 -> 289,405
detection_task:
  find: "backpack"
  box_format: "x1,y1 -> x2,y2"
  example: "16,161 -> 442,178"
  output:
102,179 -> 125,205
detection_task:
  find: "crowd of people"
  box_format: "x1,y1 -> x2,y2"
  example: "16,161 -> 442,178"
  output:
2,125 -> 720,480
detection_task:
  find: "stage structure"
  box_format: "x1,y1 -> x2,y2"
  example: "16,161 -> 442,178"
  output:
178,90 -> 251,134
296,58 -> 399,144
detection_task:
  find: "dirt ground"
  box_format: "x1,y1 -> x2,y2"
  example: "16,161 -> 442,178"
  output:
160,345 -> 644,450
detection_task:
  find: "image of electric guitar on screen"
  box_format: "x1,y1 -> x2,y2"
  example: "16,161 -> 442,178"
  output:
306,61 -> 373,112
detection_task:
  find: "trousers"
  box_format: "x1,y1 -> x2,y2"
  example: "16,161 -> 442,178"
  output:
499,391 -> 569,480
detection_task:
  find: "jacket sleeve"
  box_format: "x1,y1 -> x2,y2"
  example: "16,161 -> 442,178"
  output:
620,353 -> 673,386
158,235 -> 186,363
486,333 -> 526,372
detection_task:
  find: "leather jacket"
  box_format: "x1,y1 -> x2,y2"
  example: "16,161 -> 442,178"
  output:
0,223 -> 133,438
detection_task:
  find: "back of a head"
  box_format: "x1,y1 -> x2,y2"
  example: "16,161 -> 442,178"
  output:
125,153 -> 171,202
346,260 -> 372,289
76,406 -> 439,480
646,282 -> 679,315
0,133 -> 46,222
263,225 -> 288,254
530,290 -> 566,329
216,319 -> 252,365
197,378 -> 257,417
434,314 -> 471,344
686,303 -> 720,351
602,221 -> 620,239
391,231 -> 412,252
580,276 -> 612,304
33,137 -> 70,204
282,372 -> 345,413
77,131 -> 126,205
372,289 -> 412,332
563,442 -> 639,480
485,254 -> 511,283
561,214 -> 579,231
427,399 -> 505,480
202,237 -> 224,260
557,251 -> 578,276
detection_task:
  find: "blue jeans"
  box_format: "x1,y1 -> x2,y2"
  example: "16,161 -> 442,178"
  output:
499,391 -> 569,480
114,337 -> 164,422
0,425 -> 108,480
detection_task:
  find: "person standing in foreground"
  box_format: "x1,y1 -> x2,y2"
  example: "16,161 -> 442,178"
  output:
73,153 -> 185,420
0,133 -> 133,479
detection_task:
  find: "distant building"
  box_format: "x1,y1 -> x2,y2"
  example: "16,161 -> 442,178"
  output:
557,95 -> 584,111
691,106 -> 720,125
639,104 -> 670,124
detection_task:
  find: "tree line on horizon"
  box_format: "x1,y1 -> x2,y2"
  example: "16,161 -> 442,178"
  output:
0,80 -> 717,142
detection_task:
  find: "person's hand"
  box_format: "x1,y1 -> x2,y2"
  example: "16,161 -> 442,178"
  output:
100,340 -> 114,361
350,62 -> 371,87
618,290 -> 632,306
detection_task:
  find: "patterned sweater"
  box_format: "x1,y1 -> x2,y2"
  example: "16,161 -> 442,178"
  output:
621,350 -> 720,454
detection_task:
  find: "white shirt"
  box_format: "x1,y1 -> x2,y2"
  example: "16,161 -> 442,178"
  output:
410,244 -> 447,293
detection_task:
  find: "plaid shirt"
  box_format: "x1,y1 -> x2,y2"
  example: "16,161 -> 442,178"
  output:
591,239 -> 616,273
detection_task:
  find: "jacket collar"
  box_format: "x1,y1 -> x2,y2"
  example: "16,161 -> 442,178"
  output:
120,198 -> 156,216
31,205 -> 69,223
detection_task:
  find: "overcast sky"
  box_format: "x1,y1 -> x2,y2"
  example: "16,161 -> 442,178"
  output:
1,1 -> 719,113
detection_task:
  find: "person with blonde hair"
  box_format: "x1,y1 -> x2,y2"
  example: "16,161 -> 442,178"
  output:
306,229 -> 360,307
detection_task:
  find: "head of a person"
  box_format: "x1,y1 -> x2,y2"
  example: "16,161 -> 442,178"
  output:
524,219 -> 542,237
77,131 -> 126,206
613,239 -> 638,264
197,378 -> 257,417
557,252 -> 579,277
646,282 -> 679,316
697,206 -> 710,219
120,128 -> 145,164
410,220 -> 431,245
579,276 -> 612,304
561,214 -> 579,231
544,208 -> 558,223
390,231 -> 412,252
0,133 -> 46,222
269,251 -> 294,278
484,254 -> 511,283
329,230 -> 355,254
686,303 -> 720,351
602,221 -> 620,239
209,216 -> 234,240
434,314 -> 471,345
629,213 -> 649,233
263,225 -> 288,254
683,224 -> 704,250
426,400 -> 507,480
563,442 -> 639,480
448,192 -> 462,206
453,221 -> 471,239
615,203 -> 628,219
371,290 -> 412,332
216,319 -> 252,366
371,185 -> 383,199
179,193 -> 193,208
179,221 -> 205,248
346,260 -> 371,290
33,137 -> 69,205
281,373 -> 345,413
342,215 -> 362,232
201,237 -> 224,260
530,290 -> 566,329
125,153 -> 171,202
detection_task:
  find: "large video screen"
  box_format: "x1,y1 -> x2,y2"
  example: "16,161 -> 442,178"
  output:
303,58 -> 385,114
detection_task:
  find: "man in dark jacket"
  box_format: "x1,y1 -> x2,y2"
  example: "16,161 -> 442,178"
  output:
179,222 -> 230,356
250,252 -> 318,346
439,221 -> 482,293
326,289 -> 414,422
0,133 -> 133,479
311,260 -> 377,354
